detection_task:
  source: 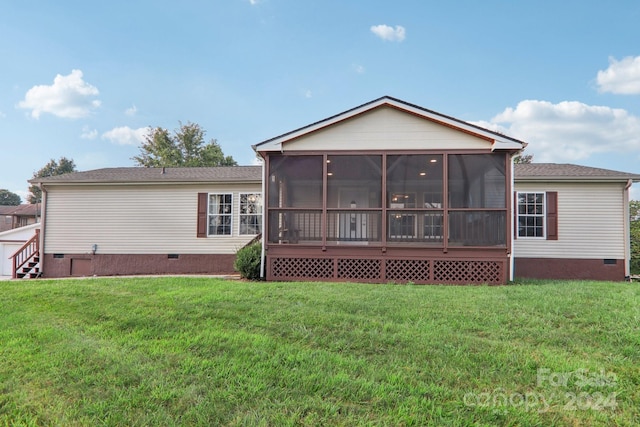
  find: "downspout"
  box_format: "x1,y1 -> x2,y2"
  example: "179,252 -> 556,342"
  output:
259,157 -> 266,279
623,179 -> 632,279
38,183 -> 48,277
509,153 -> 517,282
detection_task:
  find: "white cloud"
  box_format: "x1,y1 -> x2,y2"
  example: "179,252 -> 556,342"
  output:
249,0 -> 260,4
80,125 -> 98,140
102,126 -> 149,145
17,69 -> 101,119
251,156 -> 264,166
370,24 -> 406,42
125,105 -> 138,116
596,56 -> 640,94
304,89 -> 312,99
473,100 -> 640,162
352,63 -> 365,74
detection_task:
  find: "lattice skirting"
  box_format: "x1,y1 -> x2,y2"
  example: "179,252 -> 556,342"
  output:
269,257 -> 505,284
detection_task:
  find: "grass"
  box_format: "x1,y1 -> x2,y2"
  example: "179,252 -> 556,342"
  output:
0,277 -> 638,426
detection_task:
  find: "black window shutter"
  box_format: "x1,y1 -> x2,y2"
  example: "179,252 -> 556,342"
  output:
546,192 -> 558,240
197,193 -> 208,238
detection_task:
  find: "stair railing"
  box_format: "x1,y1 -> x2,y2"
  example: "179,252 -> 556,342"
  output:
11,229 -> 40,279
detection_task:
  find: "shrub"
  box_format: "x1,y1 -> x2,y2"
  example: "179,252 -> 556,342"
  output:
234,241 -> 263,280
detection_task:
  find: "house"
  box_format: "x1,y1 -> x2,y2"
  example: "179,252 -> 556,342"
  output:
28,166 -> 262,278
0,204 -> 41,232
23,96 -> 639,283
514,163 -> 640,281
253,96 -> 639,284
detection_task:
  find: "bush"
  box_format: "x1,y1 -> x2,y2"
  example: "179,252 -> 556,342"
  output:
234,241 -> 263,280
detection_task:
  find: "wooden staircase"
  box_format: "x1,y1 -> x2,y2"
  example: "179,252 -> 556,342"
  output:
11,229 -> 42,279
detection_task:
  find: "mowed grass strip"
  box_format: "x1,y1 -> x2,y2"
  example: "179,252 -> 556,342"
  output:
0,277 -> 638,426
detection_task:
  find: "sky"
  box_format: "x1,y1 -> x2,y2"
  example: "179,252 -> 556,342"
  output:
2,0 -> 640,201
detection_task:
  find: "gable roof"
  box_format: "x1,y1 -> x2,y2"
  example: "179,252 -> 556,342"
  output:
30,166 -> 262,185
253,96 -> 527,152
515,163 -> 640,182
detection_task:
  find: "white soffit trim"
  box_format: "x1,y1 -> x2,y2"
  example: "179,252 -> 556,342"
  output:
254,96 -> 526,152
491,139 -> 525,151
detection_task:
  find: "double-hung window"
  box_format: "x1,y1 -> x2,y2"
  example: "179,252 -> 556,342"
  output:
209,194 -> 232,236
517,192 -> 545,238
239,193 -> 262,235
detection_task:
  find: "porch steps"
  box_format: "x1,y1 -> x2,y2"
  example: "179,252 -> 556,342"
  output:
16,257 -> 41,279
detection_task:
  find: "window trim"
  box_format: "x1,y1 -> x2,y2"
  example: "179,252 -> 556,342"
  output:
516,191 -> 546,239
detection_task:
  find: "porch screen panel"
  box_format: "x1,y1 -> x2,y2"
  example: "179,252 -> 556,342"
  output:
448,211 -> 506,246
326,155 -> 382,243
326,155 -> 382,208
386,155 -> 443,243
267,155 -> 323,243
448,154 -> 506,208
268,155 -> 323,208
447,154 -> 507,247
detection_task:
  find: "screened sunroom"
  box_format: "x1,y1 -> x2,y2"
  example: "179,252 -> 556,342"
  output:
254,97 -> 525,284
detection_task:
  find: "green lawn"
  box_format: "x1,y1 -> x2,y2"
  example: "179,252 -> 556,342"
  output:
0,277 -> 638,426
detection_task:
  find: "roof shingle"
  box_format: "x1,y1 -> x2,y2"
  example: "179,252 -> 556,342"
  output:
30,166 -> 262,184
515,163 -> 640,181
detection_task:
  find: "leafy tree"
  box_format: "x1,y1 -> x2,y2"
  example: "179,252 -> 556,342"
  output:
631,200 -> 640,275
132,122 -> 237,167
0,189 -> 21,205
28,157 -> 77,204
514,154 -> 534,164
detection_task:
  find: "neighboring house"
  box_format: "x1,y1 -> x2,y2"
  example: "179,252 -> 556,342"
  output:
29,166 -> 262,278
514,163 -> 640,281
0,204 -> 41,232
0,223 -> 40,277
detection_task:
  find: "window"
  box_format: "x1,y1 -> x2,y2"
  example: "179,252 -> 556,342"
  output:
389,213 -> 417,240
208,194 -> 232,236
240,193 -> 262,235
423,213 -> 443,241
517,192 -> 545,237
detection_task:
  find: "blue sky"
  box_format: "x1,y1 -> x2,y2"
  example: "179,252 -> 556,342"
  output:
2,0 -> 640,201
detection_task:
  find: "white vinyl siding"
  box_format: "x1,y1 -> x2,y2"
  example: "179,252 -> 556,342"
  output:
514,182 -> 627,259
43,183 -> 261,255
283,106 -> 492,152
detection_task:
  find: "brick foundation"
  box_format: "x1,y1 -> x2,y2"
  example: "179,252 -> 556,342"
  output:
514,258 -> 626,281
43,253 -> 237,278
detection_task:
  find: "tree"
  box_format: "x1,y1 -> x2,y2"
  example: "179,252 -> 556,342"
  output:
132,122 -> 237,167
514,154 -> 534,164
0,189 -> 21,205
631,200 -> 640,275
28,157 -> 77,204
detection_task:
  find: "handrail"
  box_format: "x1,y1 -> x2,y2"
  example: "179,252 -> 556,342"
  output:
11,229 -> 40,279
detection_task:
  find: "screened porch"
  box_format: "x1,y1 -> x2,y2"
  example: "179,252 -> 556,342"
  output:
266,152 -> 508,249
